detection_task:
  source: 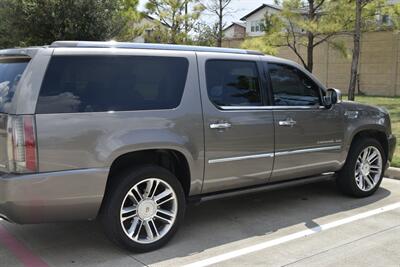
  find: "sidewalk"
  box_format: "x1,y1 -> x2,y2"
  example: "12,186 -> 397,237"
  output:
386,167 -> 400,180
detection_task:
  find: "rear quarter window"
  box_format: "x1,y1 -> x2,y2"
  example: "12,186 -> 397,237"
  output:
36,55 -> 189,113
0,57 -> 30,113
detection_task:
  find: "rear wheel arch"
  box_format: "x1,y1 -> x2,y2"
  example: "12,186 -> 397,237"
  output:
102,149 -> 192,204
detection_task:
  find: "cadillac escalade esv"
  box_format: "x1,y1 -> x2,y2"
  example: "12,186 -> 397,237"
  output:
0,41 -> 396,252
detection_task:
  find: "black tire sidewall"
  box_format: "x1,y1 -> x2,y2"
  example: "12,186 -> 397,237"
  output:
100,165 -> 186,252
338,138 -> 386,197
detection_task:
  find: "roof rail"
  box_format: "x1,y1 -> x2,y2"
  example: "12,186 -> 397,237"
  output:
50,41 -> 264,56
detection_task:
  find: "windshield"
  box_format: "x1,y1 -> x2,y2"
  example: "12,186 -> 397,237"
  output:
0,57 -> 30,113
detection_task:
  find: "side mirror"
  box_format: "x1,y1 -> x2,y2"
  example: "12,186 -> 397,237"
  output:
323,88 -> 342,108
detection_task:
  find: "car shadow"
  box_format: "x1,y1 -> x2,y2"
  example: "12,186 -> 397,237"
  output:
0,180 -> 394,266
134,180 -> 392,265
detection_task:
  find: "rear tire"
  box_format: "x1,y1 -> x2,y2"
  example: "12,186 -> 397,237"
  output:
100,165 -> 186,252
337,138 -> 385,197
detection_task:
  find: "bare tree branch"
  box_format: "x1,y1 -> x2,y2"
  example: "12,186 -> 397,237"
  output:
314,0 -> 326,12
203,0 -> 234,46
286,19 -> 307,68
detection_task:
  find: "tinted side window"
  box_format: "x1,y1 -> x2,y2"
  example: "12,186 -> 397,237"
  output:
206,60 -> 262,107
268,63 -> 321,106
36,56 -> 189,113
0,57 -> 30,113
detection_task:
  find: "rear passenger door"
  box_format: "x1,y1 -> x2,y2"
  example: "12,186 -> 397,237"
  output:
198,53 -> 274,193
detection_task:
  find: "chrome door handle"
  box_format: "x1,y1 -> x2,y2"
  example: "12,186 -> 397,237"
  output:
279,118 -> 296,127
210,122 -> 232,129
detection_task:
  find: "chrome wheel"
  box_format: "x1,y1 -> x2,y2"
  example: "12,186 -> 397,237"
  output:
120,178 -> 178,244
355,146 -> 383,191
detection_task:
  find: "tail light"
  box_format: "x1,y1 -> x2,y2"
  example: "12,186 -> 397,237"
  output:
7,115 -> 38,173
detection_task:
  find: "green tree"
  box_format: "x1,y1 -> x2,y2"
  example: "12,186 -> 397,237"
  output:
192,21 -> 219,46
243,0 -> 353,72
115,0 -> 144,42
145,0 -> 204,44
385,2 -> 400,28
0,1 -> 19,48
0,0 -> 135,48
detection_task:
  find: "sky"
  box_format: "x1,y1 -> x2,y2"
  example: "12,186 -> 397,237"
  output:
138,0 -> 275,25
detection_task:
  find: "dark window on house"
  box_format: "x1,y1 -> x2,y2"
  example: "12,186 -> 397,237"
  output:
36,56 -> 189,113
206,60 -> 262,107
267,63 -> 321,106
251,21 -> 258,32
382,15 -> 390,24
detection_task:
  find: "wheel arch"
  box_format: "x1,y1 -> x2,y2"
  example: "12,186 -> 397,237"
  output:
348,128 -> 389,162
100,148 -> 193,213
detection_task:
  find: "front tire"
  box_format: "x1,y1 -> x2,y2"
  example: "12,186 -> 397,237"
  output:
100,165 -> 186,252
337,138 -> 385,197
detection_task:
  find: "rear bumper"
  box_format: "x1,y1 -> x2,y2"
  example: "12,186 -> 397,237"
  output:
388,134 -> 396,164
0,168 -> 108,224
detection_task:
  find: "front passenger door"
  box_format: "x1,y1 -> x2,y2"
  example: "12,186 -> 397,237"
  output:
266,62 -> 344,182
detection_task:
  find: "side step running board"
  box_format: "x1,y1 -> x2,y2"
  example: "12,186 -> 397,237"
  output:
189,173 -> 336,204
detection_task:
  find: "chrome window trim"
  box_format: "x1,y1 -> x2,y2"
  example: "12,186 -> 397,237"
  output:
208,145 -> 341,164
219,106 -> 326,111
275,145 -> 341,156
208,153 -> 274,164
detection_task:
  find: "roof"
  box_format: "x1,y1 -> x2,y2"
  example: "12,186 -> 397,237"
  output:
223,22 -> 246,31
240,4 -> 282,21
143,14 -> 170,28
49,41 -> 264,55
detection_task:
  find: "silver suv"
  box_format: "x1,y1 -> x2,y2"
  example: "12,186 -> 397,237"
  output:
0,41 -> 396,252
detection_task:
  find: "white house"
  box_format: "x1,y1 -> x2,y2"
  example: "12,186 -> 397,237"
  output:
223,22 -> 246,40
239,1 -> 399,38
380,0 -> 400,25
240,4 -> 281,37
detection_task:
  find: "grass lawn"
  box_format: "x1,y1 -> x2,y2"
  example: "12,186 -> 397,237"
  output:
352,96 -> 399,167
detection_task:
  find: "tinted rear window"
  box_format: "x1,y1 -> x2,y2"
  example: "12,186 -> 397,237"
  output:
0,57 -> 30,113
36,56 -> 189,113
205,60 -> 262,107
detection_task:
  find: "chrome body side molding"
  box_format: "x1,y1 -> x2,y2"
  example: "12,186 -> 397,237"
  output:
208,145 -> 341,164
275,145 -> 342,157
208,153 -> 274,164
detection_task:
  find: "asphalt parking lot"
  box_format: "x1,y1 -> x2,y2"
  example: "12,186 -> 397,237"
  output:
1,178 -> 400,267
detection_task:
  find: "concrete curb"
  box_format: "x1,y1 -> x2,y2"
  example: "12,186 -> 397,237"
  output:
385,167 -> 400,180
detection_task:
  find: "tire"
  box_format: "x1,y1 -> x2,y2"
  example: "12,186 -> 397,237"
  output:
337,138 -> 386,197
100,165 -> 186,252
